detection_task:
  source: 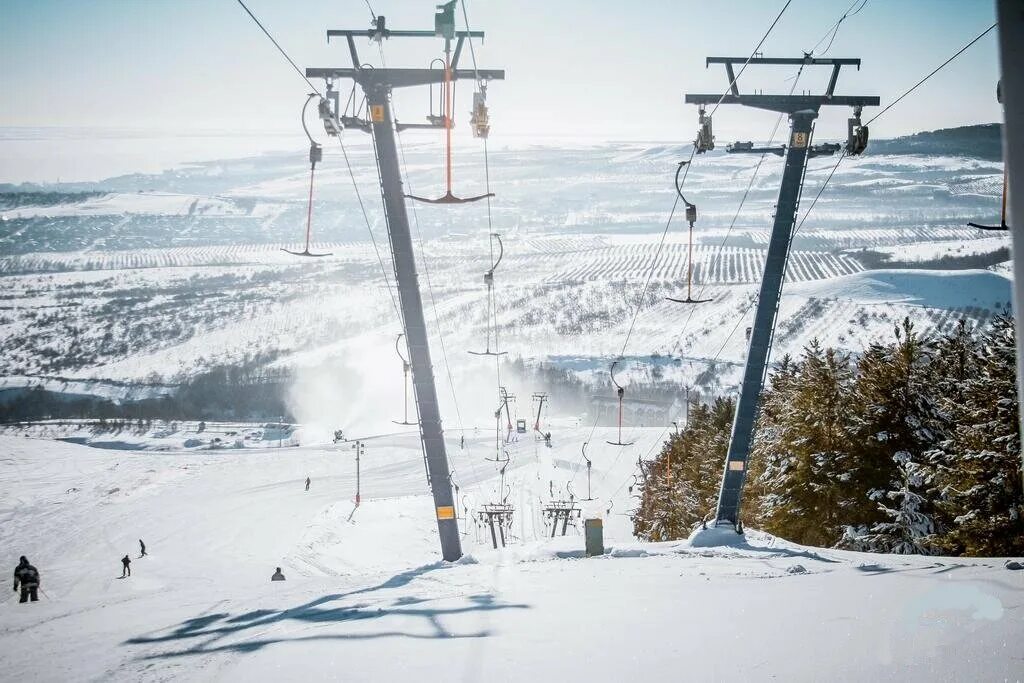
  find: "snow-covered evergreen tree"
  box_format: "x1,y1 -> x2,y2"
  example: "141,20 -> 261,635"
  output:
857,450 -> 937,554
840,318 -> 940,554
931,315 -> 1024,555
750,343 -> 856,547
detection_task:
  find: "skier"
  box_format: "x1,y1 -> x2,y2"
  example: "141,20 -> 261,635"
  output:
271,567 -> 286,581
12,556 -> 40,603
121,554 -> 131,578
139,539 -> 146,557
305,476 -> 311,492
460,435 -> 465,449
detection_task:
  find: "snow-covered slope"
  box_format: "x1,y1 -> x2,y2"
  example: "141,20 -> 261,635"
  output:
0,431 -> 1021,681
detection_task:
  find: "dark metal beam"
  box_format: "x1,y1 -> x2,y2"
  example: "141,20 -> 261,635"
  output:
706,56 -> 861,67
685,93 -> 879,113
715,111 -> 818,527
364,86 -> 462,561
328,29 -> 485,40
307,67 -> 504,89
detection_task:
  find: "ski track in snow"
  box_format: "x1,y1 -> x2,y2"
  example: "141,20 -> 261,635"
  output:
0,429 -> 1022,682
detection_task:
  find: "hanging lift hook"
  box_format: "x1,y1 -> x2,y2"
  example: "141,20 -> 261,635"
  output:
469,233 -> 508,356
666,161 -> 711,304
405,39 -> 494,205
968,82 -> 1010,232
283,94 -> 332,258
580,441 -> 595,501
392,333 -> 417,426
607,361 -> 635,446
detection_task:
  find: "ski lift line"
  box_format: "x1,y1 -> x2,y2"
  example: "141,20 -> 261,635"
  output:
363,0 -> 377,22
706,0 -> 794,120
806,0 -> 869,58
864,21 -> 997,128
234,0 -> 323,96
459,0 -> 482,87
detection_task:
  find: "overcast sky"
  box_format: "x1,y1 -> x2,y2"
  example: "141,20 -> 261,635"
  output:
0,0 -> 1004,144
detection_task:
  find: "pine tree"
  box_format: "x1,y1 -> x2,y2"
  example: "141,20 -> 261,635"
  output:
841,318 -> 940,554
858,450 -> 936,554
931,315 -> 1024,555
750,342 -> 856,547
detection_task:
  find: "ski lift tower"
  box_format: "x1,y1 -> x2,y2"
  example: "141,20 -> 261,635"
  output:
685,56 -> 878,531
306,14 -> 504,561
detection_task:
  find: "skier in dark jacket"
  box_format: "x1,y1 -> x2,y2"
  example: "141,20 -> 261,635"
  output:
305,477 -> 311,492
13,556 -> 40,603
121,554 -> 131,578
139,539 -> 146,557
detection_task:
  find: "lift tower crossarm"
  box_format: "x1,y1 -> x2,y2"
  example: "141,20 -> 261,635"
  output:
305,24 -> 505,563
306,68 -> 504,90
686,56 -> 878,530
685,94 -> 879,115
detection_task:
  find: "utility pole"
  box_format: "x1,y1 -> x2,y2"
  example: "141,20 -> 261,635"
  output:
685,56 -> 878,530
307,14 -> 504,561
350,439 -> 364,504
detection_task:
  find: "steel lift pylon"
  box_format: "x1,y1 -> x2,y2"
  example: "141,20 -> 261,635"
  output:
307,15 -> 504,562
685,56 -> 878,531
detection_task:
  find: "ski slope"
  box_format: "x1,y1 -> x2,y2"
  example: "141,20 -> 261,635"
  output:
1,429 -> 1021,681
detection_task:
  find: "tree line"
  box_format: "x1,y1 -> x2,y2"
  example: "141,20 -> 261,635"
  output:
633,316 -> 1023,556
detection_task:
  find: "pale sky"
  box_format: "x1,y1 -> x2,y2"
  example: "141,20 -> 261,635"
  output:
0,0 -> 1003,144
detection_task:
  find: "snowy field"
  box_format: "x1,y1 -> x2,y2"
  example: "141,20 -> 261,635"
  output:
0,428 -> 1021,682
0,138 -> 1013,411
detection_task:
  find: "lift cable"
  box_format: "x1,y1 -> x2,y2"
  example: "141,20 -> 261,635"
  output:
672,64 -> 808,354
864,22 -> 997,128
622,0 -> 795,360
606,4 -> 879,504
701,20 -> 1000,366
235,0 -> 322,96
459,0 -> 508,470
234,0 -> 403,324
806,0 -> 868,58
578,0 -> 795,492
708,0 -> 793,120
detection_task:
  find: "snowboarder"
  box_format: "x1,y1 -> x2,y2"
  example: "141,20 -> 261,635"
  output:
12,556 -> 39,603
139,539 -> 146,557
271,567 -> 286,581
305,476 -> 311,492
121,554 -> 131,578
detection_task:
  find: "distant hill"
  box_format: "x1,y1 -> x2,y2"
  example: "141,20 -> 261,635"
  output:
868,123 -> 1003,161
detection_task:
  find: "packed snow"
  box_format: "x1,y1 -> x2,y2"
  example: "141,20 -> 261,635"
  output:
0,428 -> 1021,681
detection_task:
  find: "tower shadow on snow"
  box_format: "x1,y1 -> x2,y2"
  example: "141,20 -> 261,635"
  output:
122,562 -> 529,659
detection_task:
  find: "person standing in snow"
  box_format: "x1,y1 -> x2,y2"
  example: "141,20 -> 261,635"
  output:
13,556 -> 40,603
271,567 -> 286,581
139,539 -> 147,557
305,476 -> 311,492
121,554 -> 131,578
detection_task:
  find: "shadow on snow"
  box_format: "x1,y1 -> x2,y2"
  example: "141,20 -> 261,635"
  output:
122,562 -> 529,659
